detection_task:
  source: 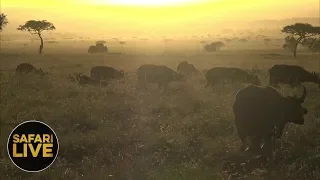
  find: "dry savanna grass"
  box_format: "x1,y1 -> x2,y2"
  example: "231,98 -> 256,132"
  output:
0,50 -> 320,180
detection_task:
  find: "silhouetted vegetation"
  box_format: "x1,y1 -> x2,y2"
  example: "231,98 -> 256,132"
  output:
0,13 -> 8,31
204,41 -> 225,52
88,41 -> 108,53
301,38 -> 320,53
283,36 -> 296,52
17,20 -> 56,54
282,23 -> 320,57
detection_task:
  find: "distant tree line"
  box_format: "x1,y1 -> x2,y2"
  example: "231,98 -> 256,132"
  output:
1,13 -> 320,57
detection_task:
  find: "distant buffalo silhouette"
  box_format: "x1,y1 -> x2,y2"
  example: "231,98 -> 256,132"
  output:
90,66 -> 124,81
177,61 -> 199,76
16,63 -> 45,76
137,64 -> 186,89
268,64 -> 320,88
205,67 -> 260,87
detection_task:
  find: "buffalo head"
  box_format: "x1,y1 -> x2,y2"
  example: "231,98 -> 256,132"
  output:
284,86 -> 308,125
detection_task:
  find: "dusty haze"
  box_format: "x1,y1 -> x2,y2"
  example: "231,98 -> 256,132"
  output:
1,0 -> 320,38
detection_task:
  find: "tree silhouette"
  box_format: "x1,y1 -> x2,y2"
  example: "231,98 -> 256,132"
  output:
309,39 -> 320,53
0,13 -> 8,31
282,36 -> 297,52
17,20 -> 55,54
204,41 -> 225,52
301,38 -> 320,53
88,41 -> 108,53
282,23 -> 320,57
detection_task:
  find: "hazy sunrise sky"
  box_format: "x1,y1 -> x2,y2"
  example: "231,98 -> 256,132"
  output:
1,0 -> 319,37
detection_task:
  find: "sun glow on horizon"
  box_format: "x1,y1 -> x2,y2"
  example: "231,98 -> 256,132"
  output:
91,0 -> 202,6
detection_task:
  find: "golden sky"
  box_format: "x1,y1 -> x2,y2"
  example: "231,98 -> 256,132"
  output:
1,0 -> 319,37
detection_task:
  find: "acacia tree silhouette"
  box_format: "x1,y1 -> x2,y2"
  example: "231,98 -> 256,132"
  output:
17,20 -> 55,54
0,13 -> 9,53
282,23 -> 320,58
0,13 -> 8,31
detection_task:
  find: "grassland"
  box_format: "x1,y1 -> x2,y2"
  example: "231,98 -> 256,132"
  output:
0,45 -> 320,180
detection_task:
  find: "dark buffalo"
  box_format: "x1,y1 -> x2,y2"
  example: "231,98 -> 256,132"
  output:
205,67 -> 260,87
268,64 -> 320,87
177,61 -> 199,76
16,63 -> 45,76
233,85 -> 308,157
137,64 -> 186,89
16,63 -> 36,73
90,66 -> 124,81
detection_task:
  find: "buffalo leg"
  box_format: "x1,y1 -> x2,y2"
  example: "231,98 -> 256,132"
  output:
250,136 -> 262,154
262,136 -> 273,159
239,136 -> 248,151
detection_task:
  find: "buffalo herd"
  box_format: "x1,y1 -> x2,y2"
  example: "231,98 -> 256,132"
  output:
14,61 -> 320,158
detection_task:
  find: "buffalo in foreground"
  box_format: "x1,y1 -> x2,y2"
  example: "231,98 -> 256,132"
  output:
90,66 -> 124,82
205,67 -> 260,87
233,85 -> 308,157
177,61 -> 199,76
268,64 -> 320,88
137,64 -> 186,89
